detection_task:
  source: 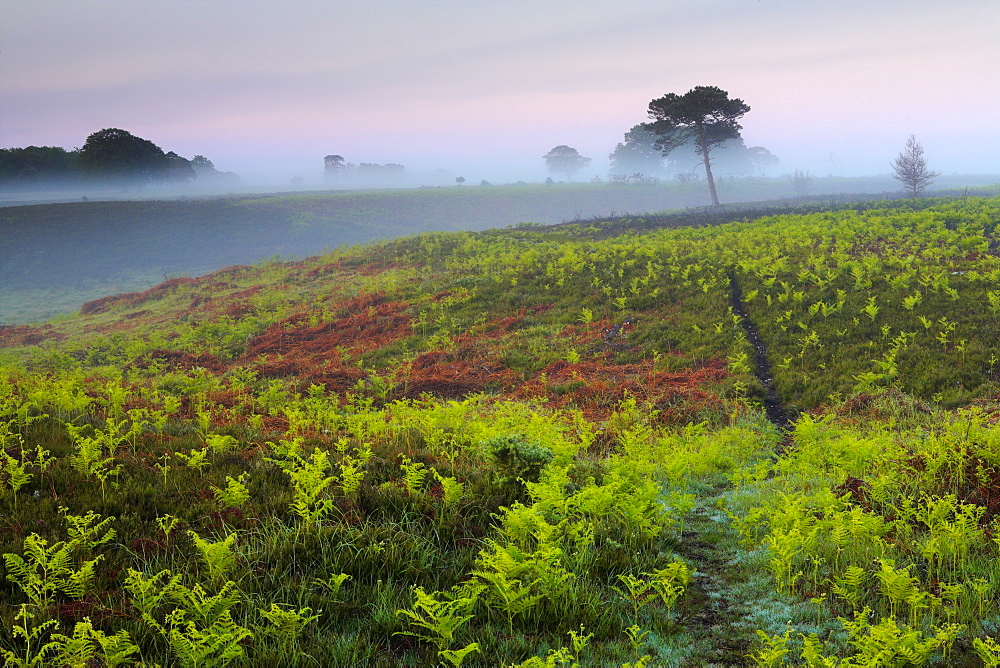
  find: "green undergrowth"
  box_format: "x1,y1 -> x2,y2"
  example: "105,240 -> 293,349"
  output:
9,196 -> 999,412
724,198 -> 1000,409
2,195 -> 1000,665
0,363 -> 779,666
3,179 -> 812,324
6,366 -> 1000,665
737,391 -> 1000,666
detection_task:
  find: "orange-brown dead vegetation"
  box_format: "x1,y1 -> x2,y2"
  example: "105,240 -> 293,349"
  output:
80,277 -> 200,315
255,356 -> 365,392
0,324 -> 61,347
246,294 -> 412,359
468,305 -> 556,340
139,349 -> 228,374
514,357 -> 728,421
395,349 -> 519,399
300,258 -> 417,280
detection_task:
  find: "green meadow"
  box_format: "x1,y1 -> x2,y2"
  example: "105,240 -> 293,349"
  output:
2,195 -> 1000,665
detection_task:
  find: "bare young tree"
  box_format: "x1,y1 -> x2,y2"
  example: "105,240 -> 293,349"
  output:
891,135 -> 940,196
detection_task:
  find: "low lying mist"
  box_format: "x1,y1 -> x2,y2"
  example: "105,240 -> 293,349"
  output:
3,175 -> 999,325
3,171 -> 998,209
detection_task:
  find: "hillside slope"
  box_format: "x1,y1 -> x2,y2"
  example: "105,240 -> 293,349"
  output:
1,182 -> 709,324
1,197 -> 1000,666
6,180 -> 996,324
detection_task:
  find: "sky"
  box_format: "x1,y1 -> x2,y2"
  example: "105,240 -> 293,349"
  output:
2,0 -> 999,185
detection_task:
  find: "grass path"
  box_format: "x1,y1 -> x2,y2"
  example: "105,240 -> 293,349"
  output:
677,488 -> 755,665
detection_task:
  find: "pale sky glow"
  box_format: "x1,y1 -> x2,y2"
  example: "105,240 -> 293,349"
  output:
2,0 -> 998,184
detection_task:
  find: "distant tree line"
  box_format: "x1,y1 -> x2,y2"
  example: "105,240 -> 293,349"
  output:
0,128 -> 239,191
0,146 -> 82,188
324,154 -> 406,184
540,87 -> 777,202
608,123 -> 779,182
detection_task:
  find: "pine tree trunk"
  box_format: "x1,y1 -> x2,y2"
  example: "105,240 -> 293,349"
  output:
702,149 -> 720,207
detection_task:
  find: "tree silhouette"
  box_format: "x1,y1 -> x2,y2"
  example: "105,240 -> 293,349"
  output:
78,128 -> 170,186
324,154 -> 346,180
609,124 -> 664,178
164,152 -> 196,184
543,145 -> 591,181
747,146 -> 780,177
647,86 -> 750,206
891,135 -> 940,196
0,146 -> 80,187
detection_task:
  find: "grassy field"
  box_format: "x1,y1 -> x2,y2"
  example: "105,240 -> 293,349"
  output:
1,196 -> 1000,666
1,182 -> 701,324
4,178 -> 998,324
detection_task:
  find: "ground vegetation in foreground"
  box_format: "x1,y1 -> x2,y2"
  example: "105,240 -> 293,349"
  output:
1,197 -> 1000,665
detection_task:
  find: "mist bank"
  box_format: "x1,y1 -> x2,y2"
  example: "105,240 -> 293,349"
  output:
3,177 -> 999,324
4,172 -> 999,208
